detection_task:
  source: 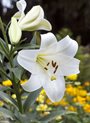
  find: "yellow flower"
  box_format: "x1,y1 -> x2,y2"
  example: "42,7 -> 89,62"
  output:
86,95 -> 90,101
43,111 -> 50,116
84,81 -> 90,86
0,101 -> 4,107
40,89 -> 46,96
11,94 -> 16,99
36,104 -> 48,112
36,95 -> 45,103
59,98 -> 68,106
73,96 -> 86,105
2,80 -> 12,86
46,98 -> 52,105
83,104 -> 90,113
67,106 -> 77,112
78,90 -> 87,97
66,74 -> 78,81
20,79 -> 27,84
66,85 -> 78,96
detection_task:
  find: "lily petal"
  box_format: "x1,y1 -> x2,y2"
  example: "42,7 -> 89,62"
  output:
17,50 -> 45,74
43,76 -> 65,102
31,19 -> 52,31
19,5 -> 44,26
40,32 -> 57,49
57,35 -> 78,57
16,0 -> 27,13
59,54 -> 80,76
21,74 -> 42,92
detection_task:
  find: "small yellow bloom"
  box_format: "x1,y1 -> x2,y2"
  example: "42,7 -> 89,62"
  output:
46,98 -> 52,105
84,81 -> 90,86
66,74 -> 78,81
0,101 -> 4,107
43,111 -> 50,116
67,106 -> 77,112
66,86 -> 77,96
36,104 -> 48,112
59,98 -> 68,106
11,94 -> 16,99
86,95 -> 90,101
2,80 -> 12,86
73,96 -> 86,105
40,89 -> 46,96
20,79 -> 27,84
83,104 -> 90,113
78,90 -> 87,97
36,95 -> 45,103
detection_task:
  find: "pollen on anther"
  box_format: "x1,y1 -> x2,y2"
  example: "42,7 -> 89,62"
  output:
44,67 -> 48,70
47,62 -> 50,66
52,60 -> 56,67
53,65 -> 58,73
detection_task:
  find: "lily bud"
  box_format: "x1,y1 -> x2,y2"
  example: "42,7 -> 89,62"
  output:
18,5 -> 52,31
8,17 -> 22,44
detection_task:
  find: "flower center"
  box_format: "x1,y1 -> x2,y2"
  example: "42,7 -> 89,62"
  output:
36,53 -> 59,80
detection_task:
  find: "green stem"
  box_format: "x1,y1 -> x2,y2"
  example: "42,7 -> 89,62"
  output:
12,73 -> 23,113
9,56 -> 23,113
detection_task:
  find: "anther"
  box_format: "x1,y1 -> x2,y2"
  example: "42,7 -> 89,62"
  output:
44,67 -> 48,70
47,62 -> 50,66
53,65 -> 58,73
52,60 -> 56,67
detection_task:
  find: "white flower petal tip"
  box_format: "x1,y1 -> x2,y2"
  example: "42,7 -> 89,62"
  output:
58,35 -> 78,57
8,17 -> 22,44
40,32 -> 57,49
43,76 -> 65,102
16,0 -> 27,12
21,75 -> 42,92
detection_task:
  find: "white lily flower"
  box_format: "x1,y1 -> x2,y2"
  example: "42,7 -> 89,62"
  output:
13,0 -> 52,31
17,33 -> 80,102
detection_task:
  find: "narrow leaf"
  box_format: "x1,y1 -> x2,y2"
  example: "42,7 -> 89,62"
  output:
0,91 -> 18,109
23,88 -> 42,112
0,107 -> 15,120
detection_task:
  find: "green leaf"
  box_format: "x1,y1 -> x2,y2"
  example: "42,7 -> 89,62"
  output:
23,88 -> 42,112
0,85 -> 12,91
0,38 -> 7,56
38,109 -> 65,122
11,66 -> 24,80
0,91 -> 18,109
15,111 -> 37,123
0,107 -> 15,120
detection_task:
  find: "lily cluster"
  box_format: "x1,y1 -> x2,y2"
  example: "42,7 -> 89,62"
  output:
8,0 -> 80,102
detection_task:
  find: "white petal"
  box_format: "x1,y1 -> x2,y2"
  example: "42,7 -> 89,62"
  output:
16,0 -> 27,13
40,32 -> 57,49
57,35 -> 78,57
32,19 -> 52,31
59,54 -> 80,76
21,74 -> 42,92
43,76 -> 65,102
19,5 -> 44,27
41,53 -> 80,76
17,50 -> 44,74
